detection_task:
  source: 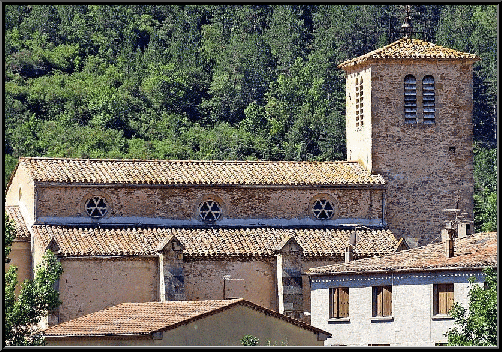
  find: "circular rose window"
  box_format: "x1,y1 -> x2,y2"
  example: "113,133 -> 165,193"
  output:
198,200 -> 222,222
312,199 -> 334,220
85,196 -> 108,219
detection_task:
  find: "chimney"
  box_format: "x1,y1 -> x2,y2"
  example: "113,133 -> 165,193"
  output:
345,245 -> 354,263
442,224 -> 456,258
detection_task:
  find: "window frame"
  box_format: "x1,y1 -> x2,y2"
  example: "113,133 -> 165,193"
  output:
198,199 -> 222,222
372,285 -> 393,318
329,287 -> 349,319
404,74 -> 417,124
422,75 -> 435,124
85,196 -> 108,219
433,283 -> 454,316
355,77 -> 364,129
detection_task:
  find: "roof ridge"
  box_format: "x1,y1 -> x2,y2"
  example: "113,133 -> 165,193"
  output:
20,156 -> 358,164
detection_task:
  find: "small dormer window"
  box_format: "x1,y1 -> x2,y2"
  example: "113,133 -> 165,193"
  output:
355,77 -> 364,128
85,196 -> 108,219
198,200 -> 222,222
313,199 -> 334,220
404,75 -> 417,123
422,75 -> 435,124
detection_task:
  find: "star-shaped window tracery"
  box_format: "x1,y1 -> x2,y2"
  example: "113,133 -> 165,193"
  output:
85,196 -> 108,219
198,200 -> 222,222
313,199 -> 334,220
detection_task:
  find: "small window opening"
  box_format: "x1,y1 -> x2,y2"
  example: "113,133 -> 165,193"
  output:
199,200 -> 222,222
372,286 -> 392,317
422,75 -> 435,124
356,77 -> 364,128
434,283 -> 454,315
329,287 -> 349,318
313,199 -> 334,220
85,196 -> 108,219
404,75 -> 417,123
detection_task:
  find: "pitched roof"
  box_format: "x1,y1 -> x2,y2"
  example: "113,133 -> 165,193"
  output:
13,157 -> 385,186
43,299 -> 331,337
5,206 -> 31,242
338,38 -> 480,69
306,232 -> 497,276
31,225 -> 401,258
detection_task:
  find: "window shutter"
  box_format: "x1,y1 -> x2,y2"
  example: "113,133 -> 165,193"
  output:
422,75 -> 435,124
375,286 -> 383,316
446,284 -> 454,314
433,284 -> 439,315
330,288 -> 338,318
383,286 -> 392,317
404,75 -> 417,123
339,287 -> 349,318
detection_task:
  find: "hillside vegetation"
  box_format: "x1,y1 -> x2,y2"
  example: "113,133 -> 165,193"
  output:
3,5 -> 497,231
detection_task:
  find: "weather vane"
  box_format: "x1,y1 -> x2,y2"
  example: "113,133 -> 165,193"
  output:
400,5 -> 424,39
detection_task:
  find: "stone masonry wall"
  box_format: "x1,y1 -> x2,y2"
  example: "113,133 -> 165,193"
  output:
34,185 -> 384,224
346,60 -> 474,247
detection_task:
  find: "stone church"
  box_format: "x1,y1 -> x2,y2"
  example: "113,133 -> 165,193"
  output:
5,37 -> 478,328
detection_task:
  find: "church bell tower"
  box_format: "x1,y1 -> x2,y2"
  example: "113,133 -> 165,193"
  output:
338,10 -> 479,247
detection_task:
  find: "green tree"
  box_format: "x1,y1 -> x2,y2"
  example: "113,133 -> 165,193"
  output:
473,144 -> 497,232
446,267 -> 497,346
4,214 -> 64,346
241,335 -> 260,346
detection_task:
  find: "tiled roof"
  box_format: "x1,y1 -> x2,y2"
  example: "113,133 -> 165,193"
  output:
5,206 -> 31,241
31,225 -> 401,258
43,299 -> 331,337
306,232 -> 497,276
338,38 -> 480,69
14,157 -> 385,186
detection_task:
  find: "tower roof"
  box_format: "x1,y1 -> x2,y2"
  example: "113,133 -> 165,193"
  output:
338,38 -> 480,70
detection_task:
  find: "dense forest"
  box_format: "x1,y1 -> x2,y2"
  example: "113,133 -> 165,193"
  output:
3,5 -> 497,231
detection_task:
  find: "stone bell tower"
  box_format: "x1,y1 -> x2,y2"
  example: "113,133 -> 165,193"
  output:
338,13 -> 479,247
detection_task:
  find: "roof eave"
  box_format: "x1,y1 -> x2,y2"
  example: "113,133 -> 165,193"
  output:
307,263 -> 497,277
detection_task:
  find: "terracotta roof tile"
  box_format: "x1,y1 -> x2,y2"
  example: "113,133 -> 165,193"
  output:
43,299 -> 331,337
5,206 -> 31,241
31,225 -> 401,258
338,38 -> 480,69
306,232 -> 497,276
16,157 -> 385,186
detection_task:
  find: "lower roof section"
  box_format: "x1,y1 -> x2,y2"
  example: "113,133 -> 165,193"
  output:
32,224 -> 403,259
43,298 -> 331,338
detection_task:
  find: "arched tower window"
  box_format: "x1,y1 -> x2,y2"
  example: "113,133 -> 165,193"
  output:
422,75 -> 435,124
355,77 -> 364,128
404,75 -> 417,123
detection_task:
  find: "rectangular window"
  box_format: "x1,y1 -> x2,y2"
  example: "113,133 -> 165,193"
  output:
329,287 -> 349,318
373,286 -> 392,317
434,283 -> 454,315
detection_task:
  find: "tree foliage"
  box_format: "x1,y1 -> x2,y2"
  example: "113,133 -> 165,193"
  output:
4,214 -> 64,346
3,4 -> 497,230
446,267 -> 497,346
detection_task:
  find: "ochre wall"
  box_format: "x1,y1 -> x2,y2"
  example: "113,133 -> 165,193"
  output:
5,164 -> 36,228
183,258 -> 277,310
56,257 -> 159,323
34,185 -> 383,222
346,66 -> 373,170
46,304 -> 325,346
4,240 -> 32,293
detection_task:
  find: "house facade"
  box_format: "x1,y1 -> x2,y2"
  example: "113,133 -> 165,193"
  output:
307,232 -> 497,346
